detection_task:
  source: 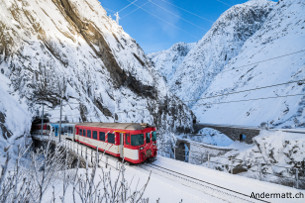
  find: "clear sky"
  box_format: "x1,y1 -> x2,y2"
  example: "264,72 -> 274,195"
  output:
99,0 -> 270,54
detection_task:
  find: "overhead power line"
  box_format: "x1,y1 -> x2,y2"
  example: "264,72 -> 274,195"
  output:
214,0 -> 232,7
46,90 -> 304,120
103,6 -> 116,14
179,49 -> 305,82
148,0 -> 207,31
125,0 -> 199,40
229,49 -> 305,71
121,1 -> 150,19
45,78 -> 305,113
195,93 -> 304,107
118,0 -> 140,13
158,0 -> 214,23
183,79 -> 305,103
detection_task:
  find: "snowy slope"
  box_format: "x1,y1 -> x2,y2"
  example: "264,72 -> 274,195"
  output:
193,0 -> 305,128
0,0 -> 195,143
150,0 -> 274,106
0,74 -> 31,152
150,0 -> 305,128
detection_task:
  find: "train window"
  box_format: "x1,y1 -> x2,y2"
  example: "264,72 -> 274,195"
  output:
131,134 -> 144,146
152,131 -> 157,141
99,132 -> 105,141
125,134 -> 130,145
93,131 -> 97,139
87,130 -> 91,138
79,129 -> 82,135
83,129 -> 86,137
108,133 -> 115,144
146,133 -> 150,143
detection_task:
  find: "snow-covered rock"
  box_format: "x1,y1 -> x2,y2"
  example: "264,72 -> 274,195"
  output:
148,42 -> 195,82
195,128 -> 234,146
0,0 -> 195,143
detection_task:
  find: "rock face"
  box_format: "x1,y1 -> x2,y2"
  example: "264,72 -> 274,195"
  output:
150,0 -> 305,128
0,0 -> 195,142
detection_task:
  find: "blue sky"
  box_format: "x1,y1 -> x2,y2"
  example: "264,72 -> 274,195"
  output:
99,0 -> 269,53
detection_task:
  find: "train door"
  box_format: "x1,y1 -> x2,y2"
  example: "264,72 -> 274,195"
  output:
119,133 -> 124,158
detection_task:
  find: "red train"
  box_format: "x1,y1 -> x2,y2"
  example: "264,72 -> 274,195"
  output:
31,122 -> 158,164
74,123 -> 157,164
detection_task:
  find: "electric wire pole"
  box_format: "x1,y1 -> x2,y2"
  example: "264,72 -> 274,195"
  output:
58,91 -> 63,142
40,104 -> 44,135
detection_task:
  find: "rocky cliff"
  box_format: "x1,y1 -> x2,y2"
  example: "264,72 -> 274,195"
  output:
0,0 -> 195,144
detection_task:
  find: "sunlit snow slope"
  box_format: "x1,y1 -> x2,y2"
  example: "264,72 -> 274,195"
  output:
150,0 -> 305,128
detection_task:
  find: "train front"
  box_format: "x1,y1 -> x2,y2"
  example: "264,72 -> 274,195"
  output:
124,126 -> 157,164
138,126 -> 157,163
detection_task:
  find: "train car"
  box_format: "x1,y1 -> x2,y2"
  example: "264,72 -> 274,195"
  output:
74,123 -> 157,164
31,123 -> 52,136
49,123 -> 76,140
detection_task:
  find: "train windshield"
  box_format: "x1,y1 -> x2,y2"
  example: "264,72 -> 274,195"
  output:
152,131 -> 157,141
131,134 -> 144,146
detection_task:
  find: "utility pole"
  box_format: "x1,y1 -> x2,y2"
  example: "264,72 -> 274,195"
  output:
58,90 -> 63,142
40,104 -> 44,135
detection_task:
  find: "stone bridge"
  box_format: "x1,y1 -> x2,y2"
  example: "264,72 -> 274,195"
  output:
174,139 -> 233,163
194,123 -> 261,144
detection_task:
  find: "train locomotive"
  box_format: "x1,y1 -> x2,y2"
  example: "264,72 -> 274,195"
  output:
31,122 -> 157,164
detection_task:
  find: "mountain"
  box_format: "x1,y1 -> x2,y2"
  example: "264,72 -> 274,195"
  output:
150,0 -> 273,106
148,42 -> 195,82
0,0 -> 195,144
150,0 -> 305,128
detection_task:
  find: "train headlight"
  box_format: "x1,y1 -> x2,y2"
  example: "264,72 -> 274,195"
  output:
140,147 -> 144,150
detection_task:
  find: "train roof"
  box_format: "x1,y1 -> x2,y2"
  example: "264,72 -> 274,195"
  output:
75,123 -> 153,131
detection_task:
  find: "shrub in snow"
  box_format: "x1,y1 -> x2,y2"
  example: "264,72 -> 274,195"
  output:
0,141 -> 151,202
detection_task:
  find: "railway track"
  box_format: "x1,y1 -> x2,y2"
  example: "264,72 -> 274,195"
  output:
139,163 -> 270,203
34,137 -> 271,202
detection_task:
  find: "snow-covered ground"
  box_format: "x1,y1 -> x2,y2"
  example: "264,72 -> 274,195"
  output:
44,151 -> 305,203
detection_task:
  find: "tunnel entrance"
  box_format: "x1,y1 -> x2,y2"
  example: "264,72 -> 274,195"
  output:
175,141 -> 190,162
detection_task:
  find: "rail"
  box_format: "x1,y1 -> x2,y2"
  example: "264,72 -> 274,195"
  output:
141,163 -> 269,203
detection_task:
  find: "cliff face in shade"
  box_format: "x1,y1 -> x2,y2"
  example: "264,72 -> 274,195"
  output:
0,0 -> 195,143
150,0 -> 305,128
